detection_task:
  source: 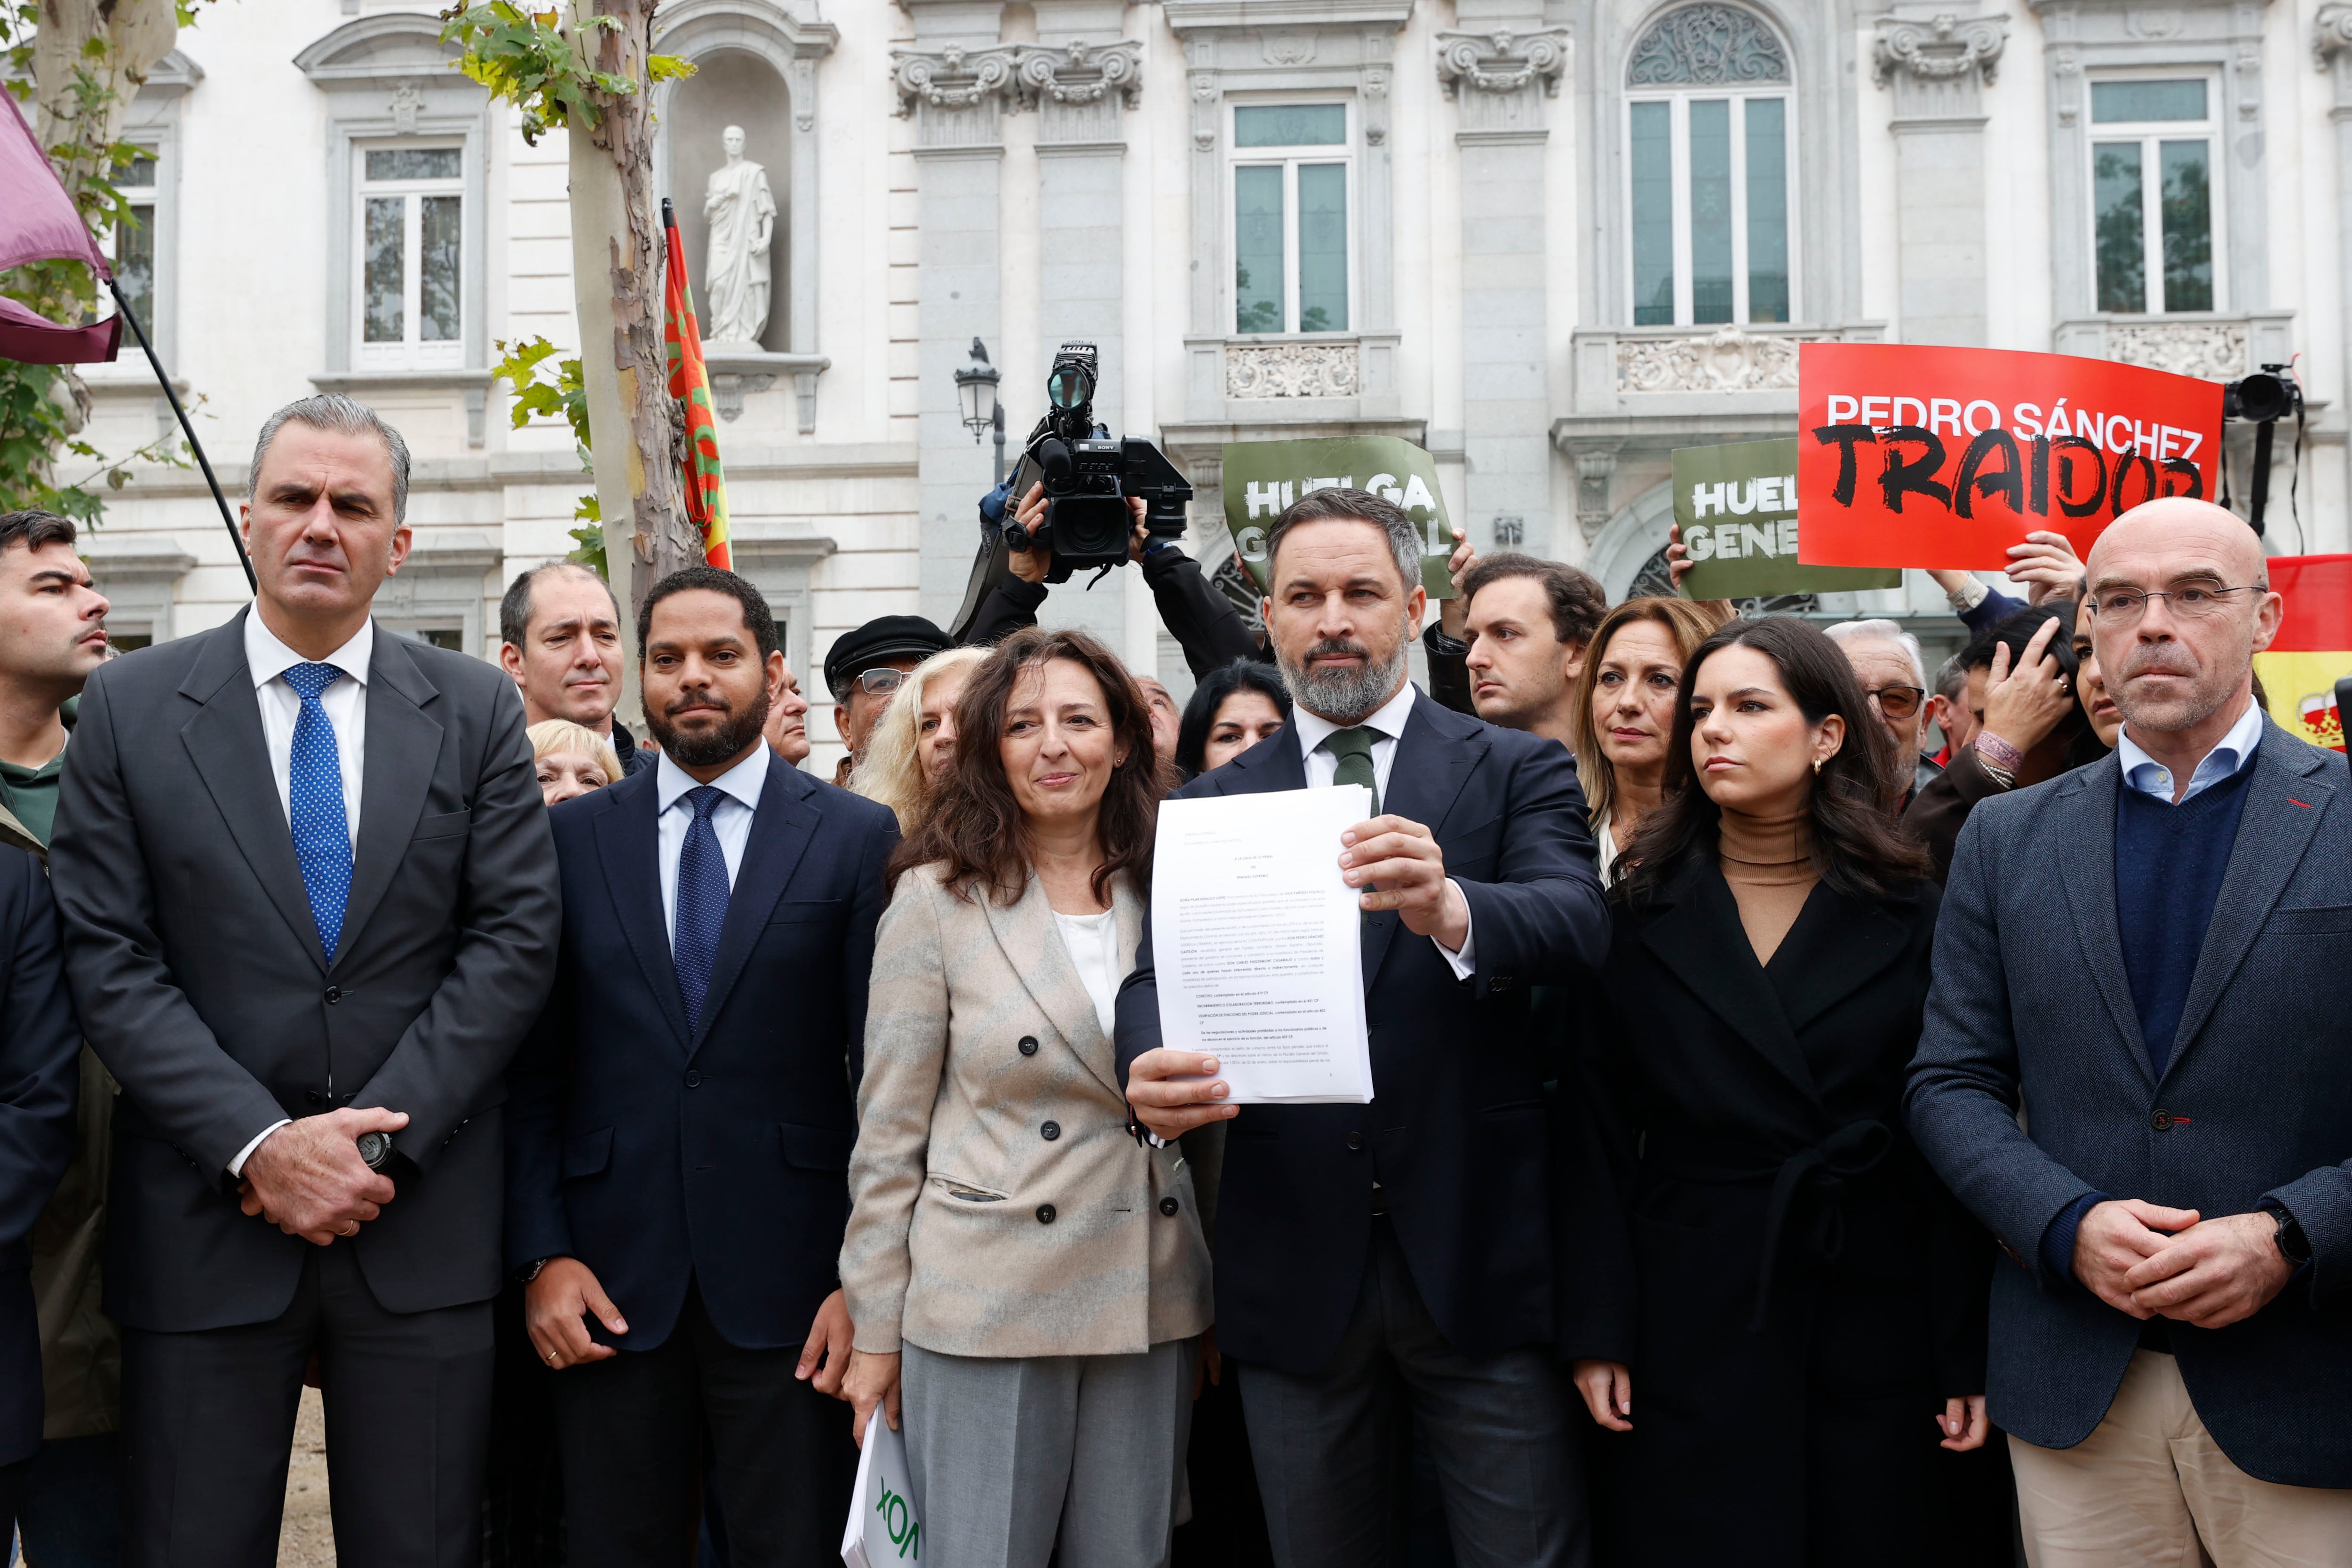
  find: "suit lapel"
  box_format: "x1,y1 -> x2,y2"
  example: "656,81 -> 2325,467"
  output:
1361,696 -> 1482,989
2053,758 -> 2155,1089
1768,884 -> 1914,1036
984,873 -> 1122,1096
690,755 -> 821,1052
1639,860 -> 1820,1105
334,631 -> 441,969
1218,719 -> 1307,793
176,610 -> 326,968
595,769 -> 691,1052
2165,726 -> 2333,1079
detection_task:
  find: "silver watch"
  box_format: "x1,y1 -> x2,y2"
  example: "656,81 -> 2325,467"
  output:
355,1130 -> 393,1170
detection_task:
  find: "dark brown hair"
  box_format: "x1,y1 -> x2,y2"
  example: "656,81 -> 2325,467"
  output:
1618,616 -> 1932,907
1460,553 -> 1608,649
892,627 -> 1165,905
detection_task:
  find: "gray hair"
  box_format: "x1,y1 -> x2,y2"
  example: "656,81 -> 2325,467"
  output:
1263,486 -> 1424,597
1824,617 -> 1926,687
1932,649 -> 1969,702
248,394 -> 413,525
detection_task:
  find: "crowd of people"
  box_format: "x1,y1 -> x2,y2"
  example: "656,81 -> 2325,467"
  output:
0,392 -> 2344,1568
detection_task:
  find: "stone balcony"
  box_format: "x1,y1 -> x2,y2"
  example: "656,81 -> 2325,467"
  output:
2050,312 -> 2296,382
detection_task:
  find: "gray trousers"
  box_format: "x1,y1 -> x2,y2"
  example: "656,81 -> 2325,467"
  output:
1237,1216 -> 1587,1568
900,1337 -> 1195,1568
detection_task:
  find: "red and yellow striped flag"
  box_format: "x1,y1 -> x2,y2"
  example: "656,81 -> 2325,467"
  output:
663,201 -> 731,571
2254,553 -> 2352,751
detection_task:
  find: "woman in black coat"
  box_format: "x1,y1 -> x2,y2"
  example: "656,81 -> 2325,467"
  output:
1565,616 -> 1994,1568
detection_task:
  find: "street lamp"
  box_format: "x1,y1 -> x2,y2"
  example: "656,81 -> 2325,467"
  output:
954,336 -> 1008,484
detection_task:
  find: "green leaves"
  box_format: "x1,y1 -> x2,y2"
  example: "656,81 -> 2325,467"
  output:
492,335 -> 605,573
437,4 -> 693,145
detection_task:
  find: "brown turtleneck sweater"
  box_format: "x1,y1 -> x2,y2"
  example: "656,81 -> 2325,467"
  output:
1717,806 -> 1818,967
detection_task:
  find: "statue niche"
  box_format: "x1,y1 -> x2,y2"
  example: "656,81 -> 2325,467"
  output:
700,124 -> 776,347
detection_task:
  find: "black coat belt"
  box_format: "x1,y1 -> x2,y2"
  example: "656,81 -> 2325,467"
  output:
1643,1119 -> 1896,1332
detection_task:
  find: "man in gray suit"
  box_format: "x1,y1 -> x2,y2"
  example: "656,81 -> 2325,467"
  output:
1908,497 -> 2352,1565
49,394 -> 560,1567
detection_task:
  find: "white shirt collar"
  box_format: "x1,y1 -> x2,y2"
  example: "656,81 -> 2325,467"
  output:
656,744 -> 770,817
245,607 -> 372,690
1293,681 -> 1418,763
2116,695 -> 2265,802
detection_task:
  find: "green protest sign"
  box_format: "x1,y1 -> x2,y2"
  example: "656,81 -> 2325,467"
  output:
1673,438 -> 1900,599
1220,437 -> 1455,599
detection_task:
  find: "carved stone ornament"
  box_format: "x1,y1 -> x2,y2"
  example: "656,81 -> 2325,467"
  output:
1226,342 -> 1361,400
890,43 -> 1022,117
1616,326 -> 1809,393
1016,39 -> 1144,109
1262,32 -> 1316,68
1872,14 -> 2009,89
1625,5 -> 1788,88
2316,5 -> 2352,72
1436,29 -> 1573,99
389,80 -> 422,133
2105,322 -> 2247,382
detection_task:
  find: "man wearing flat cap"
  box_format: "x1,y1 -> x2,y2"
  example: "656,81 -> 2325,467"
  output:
822,615 -> 951,788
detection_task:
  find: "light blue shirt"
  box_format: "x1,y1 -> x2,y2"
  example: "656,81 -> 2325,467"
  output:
2115,697 -> 2264,804
656,747 -> 767,948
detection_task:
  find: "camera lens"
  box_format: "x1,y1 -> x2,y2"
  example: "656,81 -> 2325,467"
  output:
2225,372 -> 2295,423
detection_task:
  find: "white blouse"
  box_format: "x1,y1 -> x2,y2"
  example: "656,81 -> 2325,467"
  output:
1052,907 -> 1123,1035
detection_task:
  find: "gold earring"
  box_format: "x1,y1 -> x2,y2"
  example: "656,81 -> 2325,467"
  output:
1812,757 -> 1824,775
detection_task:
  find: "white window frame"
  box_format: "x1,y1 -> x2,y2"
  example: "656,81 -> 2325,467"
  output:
2084,71 -> 2225,317
1225,98 -> 1358,337
1620,85 -> 1798,327
352,141 -> 467,372
110,144 -> 161,334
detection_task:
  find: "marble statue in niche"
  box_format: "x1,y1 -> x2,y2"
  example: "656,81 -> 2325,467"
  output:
701,125 -> 775,346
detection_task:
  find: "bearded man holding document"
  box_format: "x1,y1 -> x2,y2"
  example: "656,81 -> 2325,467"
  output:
1118,487 -> 1611,1568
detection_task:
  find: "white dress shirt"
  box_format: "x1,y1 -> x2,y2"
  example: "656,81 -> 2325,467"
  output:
656,747 -> 768,949
245,610 -> 370,850
228,613 -> 374,1178
1290,683 -> 1475,978
2116,697 -> 2264,804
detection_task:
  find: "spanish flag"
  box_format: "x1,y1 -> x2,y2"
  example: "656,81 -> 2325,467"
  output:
662,199 -> 731,571
2254,553 -> 2352,751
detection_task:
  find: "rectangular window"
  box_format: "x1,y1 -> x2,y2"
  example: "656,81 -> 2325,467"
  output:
1230,103 -> 1352,335
356,145 -> 464,368
1622,92 -> 1794,326
114,151 -> 158,331
2088,78 -> 2218,315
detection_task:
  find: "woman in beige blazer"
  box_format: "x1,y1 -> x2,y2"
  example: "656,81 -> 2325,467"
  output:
841,627 -> 1211,1568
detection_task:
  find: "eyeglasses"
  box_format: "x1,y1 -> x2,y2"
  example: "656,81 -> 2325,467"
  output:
1863,684 -> 1927,720
2083,585 -> 2265,625
855,668 -> 907,697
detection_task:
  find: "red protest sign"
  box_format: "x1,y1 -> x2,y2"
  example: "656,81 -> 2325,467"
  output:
1796,343 -> 2223,570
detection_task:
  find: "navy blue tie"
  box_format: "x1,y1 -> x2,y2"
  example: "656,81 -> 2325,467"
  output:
674,786 -> 729,1032
282,662 -> 353,965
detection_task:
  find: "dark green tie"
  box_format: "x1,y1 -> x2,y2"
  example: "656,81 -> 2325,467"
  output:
1320,726 -> 1381,816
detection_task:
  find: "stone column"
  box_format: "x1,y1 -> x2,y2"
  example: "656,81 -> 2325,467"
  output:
1020,19 -> 1144,649
1438,24 -> 1570,559
894,15 -> 1021,624
1873,13 -> 2007,348
2322,8 -> 2352,543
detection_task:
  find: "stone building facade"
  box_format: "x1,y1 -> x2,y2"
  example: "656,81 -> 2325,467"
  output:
63,0 -> 2352,771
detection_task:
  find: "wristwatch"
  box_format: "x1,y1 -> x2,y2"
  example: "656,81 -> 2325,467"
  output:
519,1257 -> 553,1285
2268,1204 -> 2313,1267
355,1130 -> 394,1171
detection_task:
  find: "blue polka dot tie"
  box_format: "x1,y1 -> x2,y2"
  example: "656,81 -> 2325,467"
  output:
282,661 -> 353,965
674,786 -> 729,1033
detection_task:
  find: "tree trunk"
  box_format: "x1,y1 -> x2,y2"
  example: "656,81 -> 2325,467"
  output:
31,0 -> 177,207
568,0 -> 695,634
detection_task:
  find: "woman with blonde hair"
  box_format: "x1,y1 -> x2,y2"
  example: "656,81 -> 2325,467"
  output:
1568,597 -> 1731,883
526,718 -> 625,806
854,644 -> 991,831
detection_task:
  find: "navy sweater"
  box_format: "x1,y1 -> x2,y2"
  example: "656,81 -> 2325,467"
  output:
2039,755 -> 2257,1285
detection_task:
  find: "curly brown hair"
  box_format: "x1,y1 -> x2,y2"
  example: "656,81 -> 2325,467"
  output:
890,627 -> 1167,905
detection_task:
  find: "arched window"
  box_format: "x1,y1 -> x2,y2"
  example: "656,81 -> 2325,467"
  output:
1623,5 -> 1793,326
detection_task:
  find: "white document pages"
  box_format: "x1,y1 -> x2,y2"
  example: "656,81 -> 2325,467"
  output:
1151,785 -> 1374,1104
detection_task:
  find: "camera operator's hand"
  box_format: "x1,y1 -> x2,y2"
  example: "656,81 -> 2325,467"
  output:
1438,526 -> 1477,639
1008,481 -> 1051,584
1127,497 -> 1152,563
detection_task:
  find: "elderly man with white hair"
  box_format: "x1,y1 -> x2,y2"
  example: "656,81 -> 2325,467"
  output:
1825,617 -> 1942,807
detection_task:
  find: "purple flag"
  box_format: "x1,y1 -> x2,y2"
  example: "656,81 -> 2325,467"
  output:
0,88 -> 121,365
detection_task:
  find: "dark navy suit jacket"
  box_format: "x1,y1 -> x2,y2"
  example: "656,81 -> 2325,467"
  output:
1907,724 -> 2352,1488
504,752 -> 899,1353
0,849 -> 79,1467
1114,691 -> 1610,1374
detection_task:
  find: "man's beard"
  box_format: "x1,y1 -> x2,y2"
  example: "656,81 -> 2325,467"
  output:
1276,627 -> 1411,726
646,685 -> 771,768
2112,635 -> 2245,735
